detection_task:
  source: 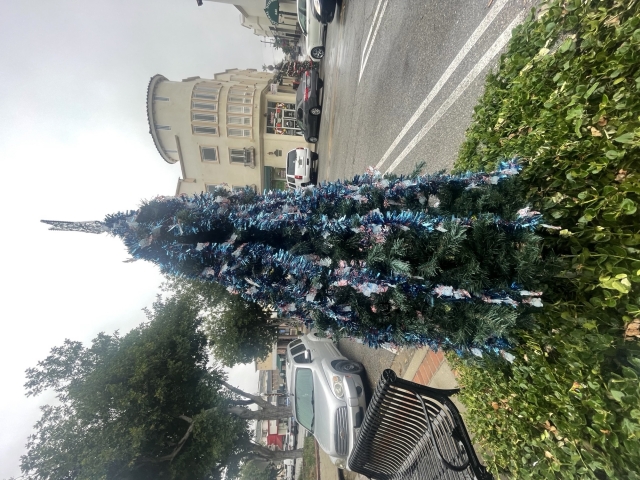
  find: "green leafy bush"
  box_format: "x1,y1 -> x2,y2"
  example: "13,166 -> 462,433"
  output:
301,436 -> 317,480
456,0 -> 640,318
451,0 -> 640,478
449,314 -> 640,479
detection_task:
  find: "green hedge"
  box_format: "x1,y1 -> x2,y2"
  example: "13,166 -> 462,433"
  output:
451,0 -> 640,478
301,436 -> 317,480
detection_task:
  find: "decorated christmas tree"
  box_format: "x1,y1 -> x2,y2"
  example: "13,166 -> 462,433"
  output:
272,60 -> 317,85
43,162 -> 549,352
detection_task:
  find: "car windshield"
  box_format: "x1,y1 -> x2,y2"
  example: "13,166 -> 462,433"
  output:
297,0 -> 307,34
294,368 -> 314,432
286,151 -> 296,175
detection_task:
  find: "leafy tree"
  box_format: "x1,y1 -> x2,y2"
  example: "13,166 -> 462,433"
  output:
21,296 -> 299,480
236,460 -> 280,480
42,165 -> 548,352
162,277 -> 278,367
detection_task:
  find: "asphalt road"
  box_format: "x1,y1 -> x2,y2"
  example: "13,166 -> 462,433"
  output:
317,0 -> 537,181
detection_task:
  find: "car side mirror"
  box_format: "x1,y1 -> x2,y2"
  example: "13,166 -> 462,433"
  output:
297,109 -> 303,120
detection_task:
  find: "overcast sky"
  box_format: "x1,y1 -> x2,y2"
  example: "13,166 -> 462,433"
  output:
0,1 -> 280,477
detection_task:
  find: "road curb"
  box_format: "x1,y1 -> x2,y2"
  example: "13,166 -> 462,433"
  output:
393,346 -> 428,381
314,438 -> 321,480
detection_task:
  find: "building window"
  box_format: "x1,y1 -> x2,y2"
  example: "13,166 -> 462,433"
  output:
266,101 -> 302,136
195,82 -> 220,92
228,96 -> 252,104
193,126 -> 218,135
193,92 -> 218,101
228,105 -> 252,114
192,101 -> 217,111
229,89 -> 253,96
227,115 -> 251,126
192,113 -> 218,123
233,185 -> 256,192
229,148 -> 246,164
229,148 -> 254,167
155,124 -> 171,130
206,184 -> 229,193
200,147 -> 219,162
228,128 -> 251,137
153,95 -> 169,101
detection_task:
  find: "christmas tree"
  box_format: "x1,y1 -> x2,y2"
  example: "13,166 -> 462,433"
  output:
43,162 -> 548,352
272,60 -> 317,85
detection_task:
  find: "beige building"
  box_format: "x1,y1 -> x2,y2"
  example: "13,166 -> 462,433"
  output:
200,0 -> 300,40
255,324 -> 298,371
146,68 -> 310,195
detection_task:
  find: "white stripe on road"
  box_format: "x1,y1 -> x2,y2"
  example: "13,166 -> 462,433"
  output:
359,0 -> 389,83
361,0 -> 385,64
375,0 -> 513,170
385,10 -> 527,174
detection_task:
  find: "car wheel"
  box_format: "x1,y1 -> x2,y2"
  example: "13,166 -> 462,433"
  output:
334,360 -> 363,374
308,136 -> 318,143
317,79 -> 324,89
310,46 -> 325,59
311,152 -> 319,161
310,106 -> 322,116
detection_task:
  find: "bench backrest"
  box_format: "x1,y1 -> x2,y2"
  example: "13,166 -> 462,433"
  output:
347,369 -> 493,480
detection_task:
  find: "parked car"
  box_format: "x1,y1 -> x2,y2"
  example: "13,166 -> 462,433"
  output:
289,416 -> 299,436
295,70 -> 323,143
285,333 -> 367,470
286,147 -> 318,190
284,460 -> 295,480
297,0 -> 325,60
311,0 -> 338,23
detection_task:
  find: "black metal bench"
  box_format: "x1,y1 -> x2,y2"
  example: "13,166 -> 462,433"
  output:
348,369 -> 493,480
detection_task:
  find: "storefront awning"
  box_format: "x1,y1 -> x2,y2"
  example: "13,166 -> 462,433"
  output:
264,0 -> 279,26
267,433 -> 284,449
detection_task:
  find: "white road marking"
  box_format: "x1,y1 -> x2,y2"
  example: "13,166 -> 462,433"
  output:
361,0 -> 385,63
385,10 -> 527,174
375,0 -> 513,170
359,0 -> 389,83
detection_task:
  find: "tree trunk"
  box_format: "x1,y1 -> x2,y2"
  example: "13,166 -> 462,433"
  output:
244,440 -> 304,460
221,380 -> 273,409
227,405 -> 293,420
221,380 -> 293,420
227,398 -> 255,406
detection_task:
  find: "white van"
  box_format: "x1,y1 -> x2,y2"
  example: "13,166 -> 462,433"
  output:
286,148 -> 318,190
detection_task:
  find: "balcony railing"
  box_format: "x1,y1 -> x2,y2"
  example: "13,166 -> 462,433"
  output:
243,147 -> 255,168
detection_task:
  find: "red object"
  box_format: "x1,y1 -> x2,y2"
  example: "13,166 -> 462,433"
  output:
267,434 -> 285,449
295,175 -> 302,179
304,87 -> 310,102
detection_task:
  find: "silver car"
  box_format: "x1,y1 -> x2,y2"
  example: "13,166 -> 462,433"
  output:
285,333 -> 367,469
